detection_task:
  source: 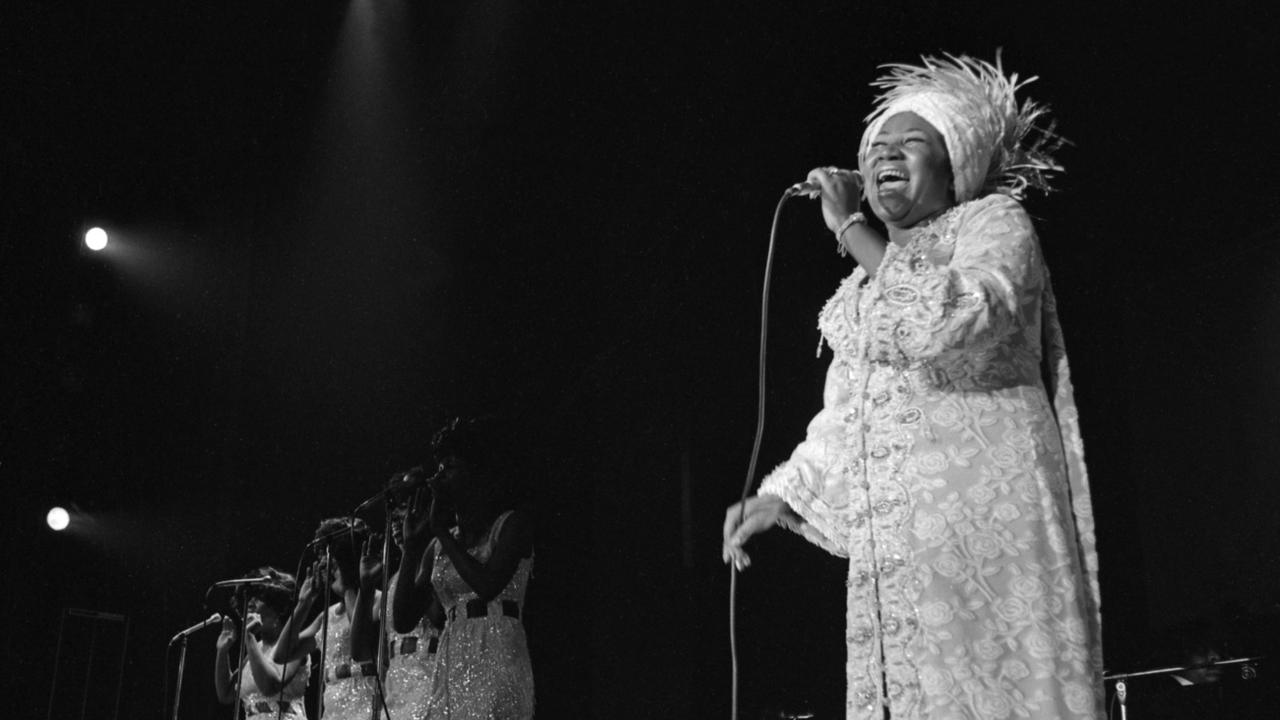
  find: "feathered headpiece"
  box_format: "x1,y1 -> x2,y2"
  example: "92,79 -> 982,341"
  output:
858,52 -> 1065,202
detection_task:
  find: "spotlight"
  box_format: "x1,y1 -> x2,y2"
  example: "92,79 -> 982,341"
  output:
47,506 -> 70,531
84,227 -> 108,251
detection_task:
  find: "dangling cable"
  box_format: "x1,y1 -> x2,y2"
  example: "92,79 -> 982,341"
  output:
730,189 -> 799,720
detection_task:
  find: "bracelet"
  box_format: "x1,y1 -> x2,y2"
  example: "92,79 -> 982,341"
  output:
834,212 -> 867,256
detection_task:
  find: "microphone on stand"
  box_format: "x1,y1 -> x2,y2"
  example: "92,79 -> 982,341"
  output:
392,466 -> 443,493
210,576 -> 273,588
351,466 -> 442,514
168,613 -> 223,644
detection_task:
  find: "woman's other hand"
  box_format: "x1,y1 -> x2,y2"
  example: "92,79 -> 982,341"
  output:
402,489 -> 433,552
358,536 -> 383,591
216,616 -> 237,651
296,563 -> 319,606
244,613 -> 262,639
722,495 -> 790,570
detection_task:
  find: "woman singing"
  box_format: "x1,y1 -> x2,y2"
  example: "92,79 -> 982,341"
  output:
723,54 -> 1102,719
392,417 -> 535,719
274,517 -> 381,720
352,495 -> 444,719
213,567 -> 309,719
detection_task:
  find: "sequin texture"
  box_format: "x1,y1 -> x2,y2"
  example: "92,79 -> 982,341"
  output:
238,637 -> 309,719
383,572 -> 439,719
428,511 -> 534,719
320,603 -> 380,720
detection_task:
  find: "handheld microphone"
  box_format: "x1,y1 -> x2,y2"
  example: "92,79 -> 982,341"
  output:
786,180 -> 822,198
168,613 -> 222,644
785,168 -> 862,198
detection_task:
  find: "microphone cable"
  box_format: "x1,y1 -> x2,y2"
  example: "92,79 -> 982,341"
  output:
730,187 -> 800,720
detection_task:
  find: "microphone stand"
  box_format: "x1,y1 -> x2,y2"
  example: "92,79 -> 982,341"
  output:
350,481 -> 399,720
317,544 -> 333,720
231,586 -> 250,720
373,499 -> 395,720
1104,656 -> 1266,719
167,613 -> 222,720
353,471 -> 431,516
353,479 -> 403,516
170,636 -> 189,720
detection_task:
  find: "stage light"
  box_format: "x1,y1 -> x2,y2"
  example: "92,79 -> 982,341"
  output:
47,506 -> 70,531
85,227 -> 108,251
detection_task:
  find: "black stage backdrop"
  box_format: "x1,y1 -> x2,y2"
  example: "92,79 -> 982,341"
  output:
5,1 -> 1280,718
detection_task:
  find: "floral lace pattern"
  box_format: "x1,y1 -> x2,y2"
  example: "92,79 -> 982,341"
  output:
760,194 -> 1102,719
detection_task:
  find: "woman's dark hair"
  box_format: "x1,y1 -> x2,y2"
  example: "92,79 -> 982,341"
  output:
233,566 -> 297,618
432,416 -> 523,505
313,516 -> 369,592
431,416 -> 494,469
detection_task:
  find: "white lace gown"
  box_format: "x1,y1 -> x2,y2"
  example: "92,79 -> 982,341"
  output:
759,194 -> 1103,719
428,511 -> 534,720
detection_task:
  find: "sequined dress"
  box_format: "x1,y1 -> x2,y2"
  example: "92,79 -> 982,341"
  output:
321,602 -> 380,720
239,639 -> 309,719
384,571 -> 439,719
428,511 -> 534,719
759,194 -> 1103,719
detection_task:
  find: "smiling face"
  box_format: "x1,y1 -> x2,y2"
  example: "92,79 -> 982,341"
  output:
861,112 -> 954,230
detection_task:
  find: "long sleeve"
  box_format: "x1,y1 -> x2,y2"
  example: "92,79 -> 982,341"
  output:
758,366 -> 854,557
866,194 -> 1043,366
756,272 -> 874,558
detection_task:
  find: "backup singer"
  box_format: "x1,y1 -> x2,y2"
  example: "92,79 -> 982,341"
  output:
212,567 -> 309,719
274,517 -> 380,720
352,497 -> 444,719
723,54 -> 1102,719
392,418 -> 535,720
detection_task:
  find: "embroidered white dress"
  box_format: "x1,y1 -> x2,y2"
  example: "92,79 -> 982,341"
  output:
759,194 -> 1102,719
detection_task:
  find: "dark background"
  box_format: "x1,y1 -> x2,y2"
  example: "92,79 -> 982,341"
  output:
5,1 -> 1280,718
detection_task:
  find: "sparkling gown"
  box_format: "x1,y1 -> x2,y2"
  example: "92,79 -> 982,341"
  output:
238,639 -> 309,719
321,602 -> 380,720
428,511 -> 534,719
384,572 -> 439,719
759,194 -> 1103,719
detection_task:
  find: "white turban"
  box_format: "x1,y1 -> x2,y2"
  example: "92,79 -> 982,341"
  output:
857,54 -> 1063,203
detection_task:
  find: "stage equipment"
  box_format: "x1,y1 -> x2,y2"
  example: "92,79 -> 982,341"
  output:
84,227 -> 107,251
47,608 -> 128,720
1104,656 -> 1266,719
166,614 -> 221,720
47,506 -> 70,531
